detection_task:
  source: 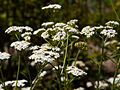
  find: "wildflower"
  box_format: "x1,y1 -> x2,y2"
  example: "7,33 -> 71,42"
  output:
94,81 -> 108,89
81,26 -> 95,38
100,29 -> 117,38
21,32 -> 32,37
29,43 -> 60,63
67,19 -> 78,26
86,82 -> 92,87
10,41 -> 30,51
0,80 -> 27,87
33,28 -> 45,35
0,52 -> 10,60
5,26 -> 33,34
66,66 -> 87,76
12,80 -> 28,87
105,40 -> 118,46
72,61 -> 85,67
105,21 -> 119,27
94,25 -> 104,30
39,71 -> 47,77
52,31 -> 66,41
42,4 -> 61,10
29,45 -> 40,50
71,35 -> 79,39
74,41 -> 87,50
54,23 -> 66,27
41,22 -> 54,27
41,31 -> 50,39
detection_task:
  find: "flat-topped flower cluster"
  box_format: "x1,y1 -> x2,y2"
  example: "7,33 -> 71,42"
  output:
81,21 -> 119,38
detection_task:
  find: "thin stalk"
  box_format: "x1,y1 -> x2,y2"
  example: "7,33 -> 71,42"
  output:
30,70 -> 42,90
15,55 -> 21,90
44,39 -> 52,46
74,49 -> 81,66
30,62 -> 47,90
26,62 -> 32,85
112,58 -> 120,90
61,33 -> 69,75
0,66 -> 6,89
97,38 -> 105,90
15,34 -> 20,41
110,0 -> 120,21
48,62 -> 62,89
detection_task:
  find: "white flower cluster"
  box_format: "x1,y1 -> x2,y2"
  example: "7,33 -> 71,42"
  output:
0,79 -> 27,89
0,52 -> 10,60
105,21 -> 119,26
81,21 -> 119,38
33,28 -> 45,35
107,74 -> 120,87
21,32 -> 32,41
100,29 -> 117,38
39,71 -> 47,77
66,66 -> 87,76
81,26 -> 95,38
41,22 -> 54,27
94,81 -> 108,89
29,43 -> 60,63
67,19 -> 78,27
41,31 -> 50,39
5,26 -> 33,34
86,82 -> 92,88
10,41 -> 30,51
33,20 -> 79,41
105,40 -> 118,46
42,4 -> 61,10
29,45 -> 40,50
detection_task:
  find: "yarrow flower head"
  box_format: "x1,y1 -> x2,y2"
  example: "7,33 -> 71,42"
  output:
42,4 -> 61,10
94,81 -> 108,89
29,43 -> 60,63
10,41 -> 30,51
0,52 -> 10,60
34,20 -> 79,42
81,26 -> 95,38
29,45 -> 40,50
100,29 -> 117,38
41,22 -> 54,27
0,79 -> 27,88
105,21 -> 119,27
5,26 -> 33,34
33,28 -> 45,35
66,66 -> 87,76
21,32 -> 32,41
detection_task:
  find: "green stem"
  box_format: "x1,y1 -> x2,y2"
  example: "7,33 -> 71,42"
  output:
30,62 -> 47,90
74,50 -> 81,66
44,38 -> 52,46
112,58 -> 120,90
0,66 -> 6,89
15,34 -> 20,41
48,62 -> 62,90
97,38 -> 105,90
110,0 -> 120,21
61,33 -> 69,75
15,55 -> 21,90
